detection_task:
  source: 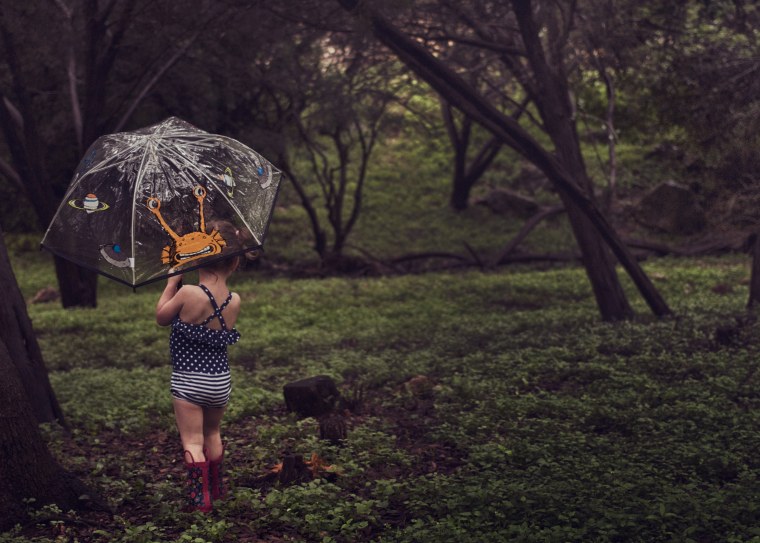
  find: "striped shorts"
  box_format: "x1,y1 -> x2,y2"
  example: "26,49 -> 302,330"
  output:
171,370 -> 231,408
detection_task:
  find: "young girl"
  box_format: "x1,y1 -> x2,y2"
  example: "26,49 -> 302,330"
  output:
155,222 -> 248,513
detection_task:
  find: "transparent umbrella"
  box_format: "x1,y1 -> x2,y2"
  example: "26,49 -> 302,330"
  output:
42,117 -> 282,287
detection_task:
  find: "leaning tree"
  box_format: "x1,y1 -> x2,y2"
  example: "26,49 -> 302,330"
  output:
0,228 -> 101,529
337,0 -> 671,321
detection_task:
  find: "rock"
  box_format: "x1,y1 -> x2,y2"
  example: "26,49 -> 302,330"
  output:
513,162 -> 551,194
634,181 -> 706,235
283,375 -> 340,418
30,286 -> 59,304
475,188 -> 540,219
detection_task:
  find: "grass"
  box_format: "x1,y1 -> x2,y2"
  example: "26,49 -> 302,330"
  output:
3,246 -> 760,542
4,125 -> 758,541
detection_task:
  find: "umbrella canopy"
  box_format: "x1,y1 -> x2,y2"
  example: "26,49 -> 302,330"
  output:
41,117 -> 282,287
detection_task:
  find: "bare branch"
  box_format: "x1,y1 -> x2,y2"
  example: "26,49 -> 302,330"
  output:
0,154 -> 22,190
113,30 -> 201,132
1,97 -> 23,130
493,205 -> 565,265
49,0 -> 72,18
67,48 -> 83,153
426,34 -> 526,56
50,0 -> 83,152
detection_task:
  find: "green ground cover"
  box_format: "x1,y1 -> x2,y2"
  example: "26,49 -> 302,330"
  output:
3,123 -> 751,541
3,247 -> 760,542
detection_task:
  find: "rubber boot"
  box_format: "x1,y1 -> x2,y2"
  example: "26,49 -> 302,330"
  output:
183,450 -> 212,513
207,446 -> 227,501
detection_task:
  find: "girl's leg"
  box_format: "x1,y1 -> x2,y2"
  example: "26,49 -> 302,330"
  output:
204,406 -> 227,500
202,405 -> 226,460
173,398 -> 206,463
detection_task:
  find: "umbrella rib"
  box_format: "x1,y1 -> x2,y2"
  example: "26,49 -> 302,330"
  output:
130,139 -> 155,285
154,140 -> 263,246
74,139 -> 149,185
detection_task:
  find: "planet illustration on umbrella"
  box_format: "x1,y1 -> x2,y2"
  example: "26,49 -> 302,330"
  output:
68,193 -> 110,213
99,243 -> 132,268
218,167 -> 236,197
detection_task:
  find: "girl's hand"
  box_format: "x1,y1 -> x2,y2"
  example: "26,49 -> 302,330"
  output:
156,273 -> 185,326
167,274 -> 183,290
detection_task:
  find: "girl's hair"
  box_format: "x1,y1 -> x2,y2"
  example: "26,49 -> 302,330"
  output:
205,220 -> 259,274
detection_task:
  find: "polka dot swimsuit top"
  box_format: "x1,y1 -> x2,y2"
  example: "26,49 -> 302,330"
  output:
170,285 -> 241,374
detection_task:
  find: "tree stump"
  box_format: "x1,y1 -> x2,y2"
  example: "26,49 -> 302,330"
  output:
283,375 -> 340,418
318,413 -> 348,445
278,454 -> 313,485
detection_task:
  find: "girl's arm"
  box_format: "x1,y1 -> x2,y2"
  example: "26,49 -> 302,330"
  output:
155,275 -> 185,326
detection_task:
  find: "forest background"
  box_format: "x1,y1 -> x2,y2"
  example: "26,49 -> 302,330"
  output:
2,0 -> 760,541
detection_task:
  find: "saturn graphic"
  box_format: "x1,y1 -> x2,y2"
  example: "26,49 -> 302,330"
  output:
68,193 -> 110,213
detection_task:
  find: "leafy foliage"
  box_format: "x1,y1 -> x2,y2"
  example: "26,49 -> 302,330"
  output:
4,247 -> 760,541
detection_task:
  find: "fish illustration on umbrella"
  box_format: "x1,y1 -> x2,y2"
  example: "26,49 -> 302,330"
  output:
99,243 -> 133,268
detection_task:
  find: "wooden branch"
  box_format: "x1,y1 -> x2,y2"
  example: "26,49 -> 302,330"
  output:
493,205 -> 566,265
0,13 -> 54,221
277,154 -> 327,257
106,0 -> 138,57
440,99 -> 460,148
427,34 -> 527,56
463,241 -> 485,269
67,48 -> 83,153
113,31 -> 201,132
51,0 -> 83,152
1,96 -> 23,129
344,243 -> 402,272
50,0 -> 72,18
466,136 -> 502,182
497,251 -> 579,264
391,250 -> 580,269
748,232 -> 760,309
391,251 -> 472,265
623,234 -> 747,257
344,118 -> 371,236
0,154 -> 22,191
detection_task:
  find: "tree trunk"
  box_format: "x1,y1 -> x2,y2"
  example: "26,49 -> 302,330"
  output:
0,231 -> 97,530
442,101 -> 503,211
441,100 -> 471,210
336,0 -> 671,320
511,0 -> 633,321
276,154 -> 328,259
0,229 -> 66,424
560,194 -> 633,319
0,342 -> 92,530
53,256 -> 99,309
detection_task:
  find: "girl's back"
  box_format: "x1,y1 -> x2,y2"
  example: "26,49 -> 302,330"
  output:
176,284 -> 241,330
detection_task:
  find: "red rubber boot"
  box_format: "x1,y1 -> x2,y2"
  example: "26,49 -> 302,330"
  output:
183,451 -> 212,513
207,446 -> 227,501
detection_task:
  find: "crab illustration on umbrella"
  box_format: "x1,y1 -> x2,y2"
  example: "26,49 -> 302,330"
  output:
146,185 -> 226,267
41,117 -> 283,287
